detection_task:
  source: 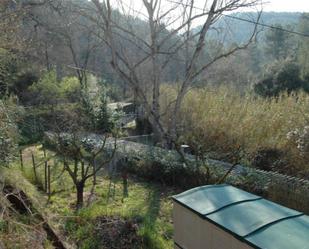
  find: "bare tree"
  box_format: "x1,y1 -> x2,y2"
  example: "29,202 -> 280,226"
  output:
79,0 -> 261,150
26,0 -> 99,86
55,133 -> 117,209
47,110 -> 117,209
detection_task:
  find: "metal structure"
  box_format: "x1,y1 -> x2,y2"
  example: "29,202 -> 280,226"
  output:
172,184 -> 309,249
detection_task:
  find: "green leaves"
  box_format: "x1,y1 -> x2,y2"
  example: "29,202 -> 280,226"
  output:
0,99 -> 18,166
254,60 -> 307,97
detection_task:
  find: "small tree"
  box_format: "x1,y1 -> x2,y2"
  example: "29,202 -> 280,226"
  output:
297,13 -> 309,78
52,132 -> 117,209
48,98 -> 118,209
96,86 -> 113,133
264,24 -> 293,61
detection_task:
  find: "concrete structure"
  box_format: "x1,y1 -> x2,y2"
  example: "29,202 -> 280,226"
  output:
172,184 -> 309,249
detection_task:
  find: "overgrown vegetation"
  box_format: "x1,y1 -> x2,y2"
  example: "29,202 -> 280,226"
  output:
13,146 -> 174,249
0,166 -> 54,249
0,98 -> 18,166
161,85 -> 309,178
1,0 -> 309,248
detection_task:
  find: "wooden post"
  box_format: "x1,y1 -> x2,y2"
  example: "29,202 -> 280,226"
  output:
43,146 -> 46,157
44,161 -> 48,192
43,146 -> 48,192
93,159 -> 97,186
32,153 -> 38,183
48,164 -> 51,200
19,149 -> 23,170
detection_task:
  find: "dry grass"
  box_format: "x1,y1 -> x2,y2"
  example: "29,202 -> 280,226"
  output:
160,85 -> 309,176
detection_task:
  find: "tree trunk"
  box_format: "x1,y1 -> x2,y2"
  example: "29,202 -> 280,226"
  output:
76,181 -> 84,209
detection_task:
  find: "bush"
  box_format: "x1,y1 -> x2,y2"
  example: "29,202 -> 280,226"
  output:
28,71 -> 83,105
254,61 -> 307,97
28,70 -> 62,105
125,146 -> 220,188
10,71 -> 39,104
251,147 -> 288,172
0,99 -> 18,166
17,111 -> 45,145
0,49 -> 17,97
96,88 -> 114,132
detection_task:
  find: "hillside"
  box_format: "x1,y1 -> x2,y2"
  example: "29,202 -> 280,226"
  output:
205,12 -> 302,44
1,1 -> 309,248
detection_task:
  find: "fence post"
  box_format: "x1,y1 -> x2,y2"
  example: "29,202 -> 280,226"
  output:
19,149 -> 23,170
48,164 -> 51,200
43,146 -> 48,192
93,159 -> 97,186
32,153 -> 38,183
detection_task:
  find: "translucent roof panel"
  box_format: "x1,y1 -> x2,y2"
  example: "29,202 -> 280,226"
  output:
206,198 -> 301,237
173,184 -> 309,249
172,184 -> 261,216
246,215 -> 309,249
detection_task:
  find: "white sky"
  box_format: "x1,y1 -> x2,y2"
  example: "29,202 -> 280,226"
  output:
111,0 -> 309,13
189,0 -> 309,13
110,0 -> 308,30
262,0 -> 309,12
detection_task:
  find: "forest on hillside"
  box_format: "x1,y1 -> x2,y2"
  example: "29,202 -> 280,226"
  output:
0,0 -> 309,248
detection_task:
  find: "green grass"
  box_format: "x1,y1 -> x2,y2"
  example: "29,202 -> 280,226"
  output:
17,146 -> 175,249
48,178 -> 174,249
0,165 -> 54,249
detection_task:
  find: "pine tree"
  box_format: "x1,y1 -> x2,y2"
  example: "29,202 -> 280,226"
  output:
297,14 -> 309,78
96,87 -> 112,133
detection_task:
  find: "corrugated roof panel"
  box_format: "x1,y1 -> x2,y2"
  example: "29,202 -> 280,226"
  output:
173,184 -> 309,249
206,198 -> 301,237
172,184 -> 260,216
246,215 -> 309,249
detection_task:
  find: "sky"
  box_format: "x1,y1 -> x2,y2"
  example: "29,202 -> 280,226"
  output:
190,0 -> 309,13
110,0 -> 309,19
262,0 -> 309,12
109,0 -> 309,30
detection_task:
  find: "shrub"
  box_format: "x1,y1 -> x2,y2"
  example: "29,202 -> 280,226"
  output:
28,70 -> 62,105
125,146 -> 221,188
254,61 -> 307,97
28,72 -> 82,105
0,49 -> 17,97
0,99 -> 18,166
96,88 -> 114,132
251,147 -> 288,172
59,76 -> 81,102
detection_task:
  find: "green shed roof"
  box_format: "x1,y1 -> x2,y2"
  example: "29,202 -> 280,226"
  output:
172,185 -> 261,216
246,215 -> 309,249
172,184 -> 309,249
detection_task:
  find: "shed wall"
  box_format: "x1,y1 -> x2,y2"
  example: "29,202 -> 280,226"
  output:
174,202 -> 205,249
173,201 -> 254,249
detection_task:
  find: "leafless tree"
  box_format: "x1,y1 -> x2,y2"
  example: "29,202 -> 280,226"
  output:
78,0 -> 261,150
47,109 -> 117,209
26,0 -> 99,87
59,134 -> 117,209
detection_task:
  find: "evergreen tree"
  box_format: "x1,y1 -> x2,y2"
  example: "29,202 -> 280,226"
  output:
254,60 -> 306,97
297,13 -> 309,78
264,24 -> 294,61
96,86 -> 113,133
